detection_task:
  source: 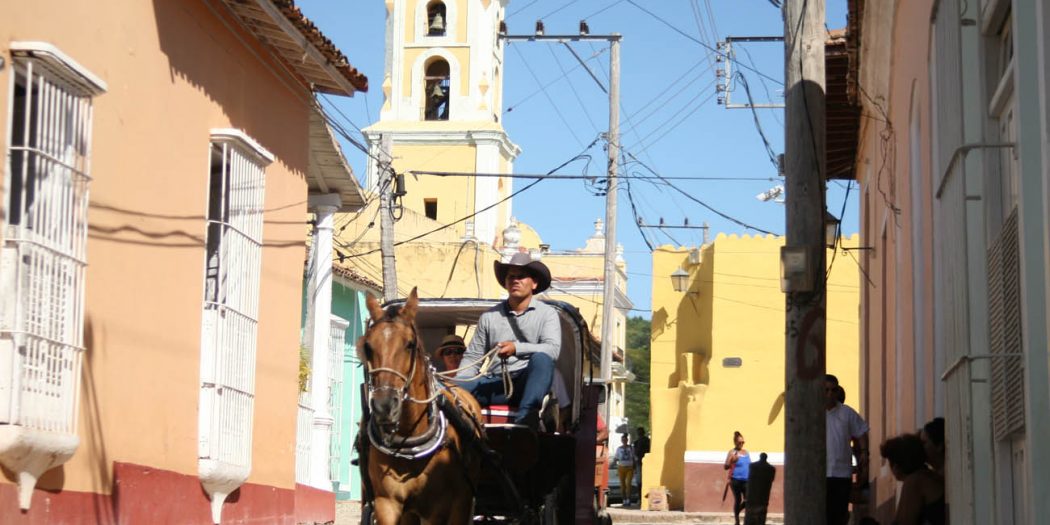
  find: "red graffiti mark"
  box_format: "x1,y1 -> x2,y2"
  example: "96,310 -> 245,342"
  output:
795,307 -> 826,380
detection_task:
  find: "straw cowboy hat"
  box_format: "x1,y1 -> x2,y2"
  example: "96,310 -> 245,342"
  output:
493,252 -> 552,293
437,334 -> 466,353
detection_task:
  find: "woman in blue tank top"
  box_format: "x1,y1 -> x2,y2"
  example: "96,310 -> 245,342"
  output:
724,431 -> 751,525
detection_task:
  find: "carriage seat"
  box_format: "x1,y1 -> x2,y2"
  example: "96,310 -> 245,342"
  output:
479,370 -> 571,432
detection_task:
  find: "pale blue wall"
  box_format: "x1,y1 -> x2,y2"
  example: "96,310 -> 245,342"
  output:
300,277 -> 370,501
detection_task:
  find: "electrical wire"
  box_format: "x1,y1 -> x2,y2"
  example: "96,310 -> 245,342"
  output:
505,46 -> 608,114
337,138 -> 602,260
624,0 -> 784,86
546,43 -> 601,134
632,89 -> 718,157
511,44 -> 585,146
623,149 -> 780,235
736,72 -> 781,171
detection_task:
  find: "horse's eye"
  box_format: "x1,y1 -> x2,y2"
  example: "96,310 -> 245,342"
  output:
363,342 -> 373,358
406,339 -> 416,350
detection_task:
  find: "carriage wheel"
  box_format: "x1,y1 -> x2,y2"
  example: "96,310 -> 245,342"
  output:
539,488 -> 559,525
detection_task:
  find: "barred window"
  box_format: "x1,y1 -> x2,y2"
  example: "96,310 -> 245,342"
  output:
0,43 -> 105,433
197,130 -> 271,470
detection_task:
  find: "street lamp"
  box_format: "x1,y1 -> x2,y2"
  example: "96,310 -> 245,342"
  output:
670,267 -> 690,293
824,211 -> 840,249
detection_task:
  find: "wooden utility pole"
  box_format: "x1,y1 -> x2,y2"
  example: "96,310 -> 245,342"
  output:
783,0 -> 827,524
599,35 -> 621,387
378,134 -> 398,302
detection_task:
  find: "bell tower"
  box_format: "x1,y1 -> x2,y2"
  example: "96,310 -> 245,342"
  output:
364,0 -> 520,246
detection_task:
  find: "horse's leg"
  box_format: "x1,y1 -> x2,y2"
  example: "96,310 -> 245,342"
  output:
397,511 -> 421,525
445,495 -> 475,525
373,497 -> 404,525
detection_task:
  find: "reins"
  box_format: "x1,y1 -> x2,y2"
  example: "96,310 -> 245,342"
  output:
436,346 -> 515,400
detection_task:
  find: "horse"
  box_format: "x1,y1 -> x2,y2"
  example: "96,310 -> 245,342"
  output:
359,288 -> 484,524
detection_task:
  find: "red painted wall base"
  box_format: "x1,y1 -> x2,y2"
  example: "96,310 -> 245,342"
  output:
682,461 -> 785,513
0,462 -> 334,525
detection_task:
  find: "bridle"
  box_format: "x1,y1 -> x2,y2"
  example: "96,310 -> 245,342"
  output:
364,316 -> 447,459
365,317 -> 443,403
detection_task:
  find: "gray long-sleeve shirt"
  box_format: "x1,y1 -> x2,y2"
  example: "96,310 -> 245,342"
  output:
456,299 -> 562,378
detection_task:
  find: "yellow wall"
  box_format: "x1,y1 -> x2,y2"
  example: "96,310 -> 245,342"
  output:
0,0 -> 313,495
390,143 -> 477,233
334,203 -> 505,300
645,234 -> 860,508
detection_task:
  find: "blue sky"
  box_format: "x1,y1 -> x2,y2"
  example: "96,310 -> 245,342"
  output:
298,0 -> 854,318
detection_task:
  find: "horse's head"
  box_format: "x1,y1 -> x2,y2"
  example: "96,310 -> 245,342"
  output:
360,288 -> 422,437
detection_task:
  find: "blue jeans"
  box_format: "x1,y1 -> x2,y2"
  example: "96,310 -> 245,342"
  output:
461,353 -> 555,423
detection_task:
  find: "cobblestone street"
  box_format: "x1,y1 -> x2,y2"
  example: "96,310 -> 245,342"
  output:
335,501 -> 784,525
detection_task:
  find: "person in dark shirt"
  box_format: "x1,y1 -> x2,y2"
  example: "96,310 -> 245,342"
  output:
745,453 -> 776,525
633,426 -> 650,487
880,434 -> 946,525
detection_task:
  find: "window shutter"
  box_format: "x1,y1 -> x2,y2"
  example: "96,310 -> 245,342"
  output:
989,208 -> 1024,440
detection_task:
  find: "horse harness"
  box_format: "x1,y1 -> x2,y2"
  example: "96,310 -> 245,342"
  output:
363,317 -> 451,460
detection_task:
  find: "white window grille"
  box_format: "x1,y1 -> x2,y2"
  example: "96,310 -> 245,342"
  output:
1,43 -> 105,433
197,130 -> 271,475
328,315 -> 349,481
296,390 -> 314,484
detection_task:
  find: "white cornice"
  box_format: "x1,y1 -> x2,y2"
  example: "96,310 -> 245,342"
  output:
363,128 -> 521,159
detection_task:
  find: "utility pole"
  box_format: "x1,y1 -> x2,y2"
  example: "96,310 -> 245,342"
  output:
783,0 -> 827,524
378,134 -> 398,302
599,35 -> 621,389
499,31 -> 623,407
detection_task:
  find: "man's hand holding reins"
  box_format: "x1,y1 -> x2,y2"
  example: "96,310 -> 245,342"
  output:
496,341 -> 517,359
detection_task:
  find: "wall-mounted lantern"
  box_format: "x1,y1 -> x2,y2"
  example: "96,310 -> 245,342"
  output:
824,211 -> 840,249
671,267 -> 690,293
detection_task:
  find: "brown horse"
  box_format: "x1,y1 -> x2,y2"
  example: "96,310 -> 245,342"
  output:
359,289 -> 484,524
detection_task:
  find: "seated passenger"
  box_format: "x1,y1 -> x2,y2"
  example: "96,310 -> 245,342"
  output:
455,252 -> 561,429
435,334 -> 466,372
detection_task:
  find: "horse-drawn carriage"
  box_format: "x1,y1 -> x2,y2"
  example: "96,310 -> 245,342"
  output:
356,293 -> 613,524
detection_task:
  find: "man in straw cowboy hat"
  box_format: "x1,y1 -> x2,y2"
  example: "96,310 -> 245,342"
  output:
456,252 -> 561,429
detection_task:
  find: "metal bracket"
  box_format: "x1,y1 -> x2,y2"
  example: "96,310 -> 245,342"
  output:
940,353 -> 1023,381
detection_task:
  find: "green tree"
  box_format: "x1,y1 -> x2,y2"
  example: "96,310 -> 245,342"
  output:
624,316 -> 651,433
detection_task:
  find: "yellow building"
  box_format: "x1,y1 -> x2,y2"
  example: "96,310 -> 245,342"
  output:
645,234 -> 860,512
334,0 -> 634,440
361,0 -> 518,247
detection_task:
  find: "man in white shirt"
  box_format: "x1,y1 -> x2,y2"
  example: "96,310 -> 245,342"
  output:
825,374 -> 869,525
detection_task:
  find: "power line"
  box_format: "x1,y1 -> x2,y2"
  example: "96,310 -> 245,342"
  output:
632,88 -> 718,156
338,138 -> 602,260
505,45 -> 608,113
622,149 -> 780,235
736,72 -> 781,171
511,44 -> 585,146
624,0 -> 784,86
547,43 -> 601,133
406,170 -> 779,181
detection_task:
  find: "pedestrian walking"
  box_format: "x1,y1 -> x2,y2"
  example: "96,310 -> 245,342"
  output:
724,431 -> 751,525
825,375 -> 870,525
633,426 -> 650,487
613,433 -> 637,505
744,452 -> 776,525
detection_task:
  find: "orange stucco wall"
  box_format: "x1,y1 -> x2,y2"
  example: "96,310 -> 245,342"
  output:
1,0 -> 313,497
855,1 -> 936,522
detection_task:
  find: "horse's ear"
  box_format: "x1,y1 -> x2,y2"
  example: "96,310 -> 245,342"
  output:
401,287 -> 419,324
366,293 -> 385,322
